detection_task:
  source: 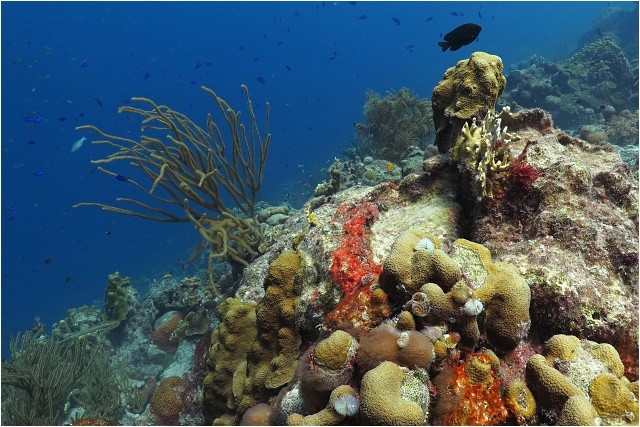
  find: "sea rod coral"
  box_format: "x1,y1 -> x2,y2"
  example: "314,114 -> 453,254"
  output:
74,85 -> 271,284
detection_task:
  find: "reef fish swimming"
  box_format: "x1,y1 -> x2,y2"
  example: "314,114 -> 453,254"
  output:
437,23 -> 482,52
70,136 -> 86,153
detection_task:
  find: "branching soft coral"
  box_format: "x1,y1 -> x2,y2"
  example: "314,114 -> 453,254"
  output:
355,88 -> 434,163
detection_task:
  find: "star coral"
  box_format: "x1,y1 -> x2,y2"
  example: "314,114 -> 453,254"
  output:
150,376 -> 190,425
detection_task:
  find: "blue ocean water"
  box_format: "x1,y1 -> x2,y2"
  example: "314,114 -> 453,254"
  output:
1,1 -> 634,359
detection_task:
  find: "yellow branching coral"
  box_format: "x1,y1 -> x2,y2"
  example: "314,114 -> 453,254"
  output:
452,109 -> 516,199
74,85 -> 271,273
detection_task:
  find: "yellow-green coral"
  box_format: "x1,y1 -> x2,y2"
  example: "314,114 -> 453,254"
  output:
454,239 -> 531,355
589,373 -> 638,421
525,354 -> 582,411
238,251 -> 304,417
544,334 -> 581,363
314,330 -> 358,372
505,380 -> 537,423
288,385 -> 358,426
432,51 -> 506,152
360,361 -> 429,425
557,395 -> 599,426
452,109 -> 515,199
379,229 -> 461,298
202,297 -> 257,425
103,272 -> 130,324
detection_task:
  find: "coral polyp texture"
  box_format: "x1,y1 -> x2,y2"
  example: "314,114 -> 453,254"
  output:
17,46 -> 639,426
432,51 -> 507,152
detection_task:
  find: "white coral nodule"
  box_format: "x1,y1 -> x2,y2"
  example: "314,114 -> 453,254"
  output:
333,394 -> 359,417
463,298 -> 484,316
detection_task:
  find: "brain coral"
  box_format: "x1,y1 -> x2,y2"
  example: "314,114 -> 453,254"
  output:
378,229 -> 461,300
150,376 -> 189,425
526,335 -> 639,425
360,361 -> 429,425
432,51 -> 507,152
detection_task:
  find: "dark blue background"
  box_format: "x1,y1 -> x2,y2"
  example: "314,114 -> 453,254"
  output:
2,1 -> 629,358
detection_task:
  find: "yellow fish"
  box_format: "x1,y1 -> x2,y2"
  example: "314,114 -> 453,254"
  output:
387,162 -> 393,172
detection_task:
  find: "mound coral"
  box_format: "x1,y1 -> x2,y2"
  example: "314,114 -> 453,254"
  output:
525,335 -> 639,425
359,361 -> 429,425
378,230 -> 461,301
432,51 -> 507,152
151,311 -> 184,354
202,297 -> 257,425
356,323 -> 435,374
298,330 -> 358,411
354,88 -> 434,163
288,385 -> 359,426
381,233 -> 530,355
237,250 -> 304,417
150,376 -> 190,425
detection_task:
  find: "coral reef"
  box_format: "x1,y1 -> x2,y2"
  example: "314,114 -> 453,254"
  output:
501,36 -> 637,130
354,88 -> 434,163
359,361 -> 429,425
236,250 -> 304,418
432,51 -> 507,153
150,376 -> 190,425
202,297 -> 257,425
525,335 -> 639,425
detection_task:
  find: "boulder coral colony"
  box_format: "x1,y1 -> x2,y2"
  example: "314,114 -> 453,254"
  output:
2,20 -> 638,427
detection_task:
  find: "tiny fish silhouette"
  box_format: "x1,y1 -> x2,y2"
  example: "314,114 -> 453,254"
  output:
96,99 -> 103,106
256,76 -> 266,85
285,65 -> 292,71
144,72 -> 151,79
80,59 -> 91,67
43,258 -> 54,265
426,16 -> 433,22
451,11 -> 458,16
31,171 -> 44,177
26,139 -> 37,145
392,17 -> 401,25
58,116 -> 67,121
195,62 -> 202,69
358,15 -> 367,19
23,116 -> 42,124
115,174 -> 129,182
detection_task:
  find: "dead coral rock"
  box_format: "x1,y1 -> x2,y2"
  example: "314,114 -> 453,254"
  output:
432,51 -> 506,153
473,125 -> 638,379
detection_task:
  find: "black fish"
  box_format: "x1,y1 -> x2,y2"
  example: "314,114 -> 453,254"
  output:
285,65 -> 292,71
43,258 -> 53,265
358,14 -> 367,19
426,16 -> 433,22
65,275 -> 72,284
96,99 -> 103,106
451,11 -> 458,16
58,116 -> 67,121
438,23 -> 482,52
392,17 -> 401,26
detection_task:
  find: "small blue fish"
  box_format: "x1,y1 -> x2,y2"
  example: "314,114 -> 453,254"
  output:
277,40 -> 284,46
348,1 -> 357,4
80,59 -> 91,67
144,72 -> 151,80
23,116 -> 42,124
392,17 -> 401,26
358,14 -> 367,20
253,57 -> 260,63
239,44 -> 246,50
189,80 -> 198,85
115,174 -> 129,182
294,11 -> 302,16
478,11 -> 482,18
26,140 -> 37,145
263,32 -> 271,38
31,171 -> 44,177
58,116 -> 67,121
426,16 -> 433,22
256,76 -> 266,85
451,11 -> 459,16
96,99 -> 103,106
285,65 -> 292,71
205,61 -> 213,66
195,62 -> 202,69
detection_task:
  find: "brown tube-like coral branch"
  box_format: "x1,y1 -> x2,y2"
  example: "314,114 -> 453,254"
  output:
74,84 -> 271,266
